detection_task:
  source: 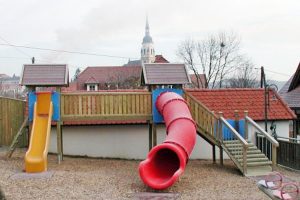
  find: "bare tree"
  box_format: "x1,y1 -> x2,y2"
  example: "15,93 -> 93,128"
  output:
227,58 -> 259,88
178,31 -> 244,88
177,39 -> 204,88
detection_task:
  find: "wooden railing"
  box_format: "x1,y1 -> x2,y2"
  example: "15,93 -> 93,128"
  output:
0,96 -> 27,146
185,92 -> 218,144
219,116 -> 249,174
61,92 -> 152,121
245,116 -> 279,170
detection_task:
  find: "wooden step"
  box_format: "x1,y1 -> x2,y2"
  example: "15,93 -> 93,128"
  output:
237,157 -> 269,163
234,153 -> 266,159
227,145 -> 258,152
224,143 -> 255,149
241,161 -> 272,167
230,149 -> 262,155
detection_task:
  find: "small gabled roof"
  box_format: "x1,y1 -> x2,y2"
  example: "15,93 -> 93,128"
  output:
85,76 -> 99,84
187,88 -> 296,120
141,63 -> 191,85
20,64 -> 69,86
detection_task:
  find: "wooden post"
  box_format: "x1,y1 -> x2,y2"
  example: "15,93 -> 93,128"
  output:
152,123 -> 157,147
218,112 -> 224,165
244,111 -> 249,140
234,110 -> 239,132
212,145 -> 216,164
148,120 -> 153,151
243,145 -> 247,175
56,87 -> 63,164
219,146 -> 223,166
218,112 -> 223,142
272,144 -> 277,170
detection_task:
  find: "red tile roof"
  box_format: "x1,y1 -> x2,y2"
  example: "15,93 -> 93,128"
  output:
187,88 -> 296,120
154,55 -> 169,63
84,76 -> 99,84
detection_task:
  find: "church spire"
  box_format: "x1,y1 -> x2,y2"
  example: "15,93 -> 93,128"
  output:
145,15 -> 150,36
141,16 -> 155,63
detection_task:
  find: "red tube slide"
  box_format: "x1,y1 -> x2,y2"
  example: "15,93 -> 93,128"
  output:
139,92 -> 196,190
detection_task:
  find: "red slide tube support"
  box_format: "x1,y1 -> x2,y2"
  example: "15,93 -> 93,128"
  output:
139,92 -> 196,190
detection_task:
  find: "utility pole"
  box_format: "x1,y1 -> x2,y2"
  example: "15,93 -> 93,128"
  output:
261,66 -> 268,132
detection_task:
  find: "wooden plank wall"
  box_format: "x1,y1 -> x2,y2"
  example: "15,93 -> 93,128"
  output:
61,92 -> 152,121
0,97 -> 27,146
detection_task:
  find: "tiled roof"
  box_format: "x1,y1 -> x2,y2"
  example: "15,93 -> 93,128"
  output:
84,76 -> 99,84
189,74 -> 207,88
279,62 -> 300,108
142,63 -> 191,85
154,55 -> 169,63
20,64 -> 69,86
76,66 -> 142,90
187,88 -> 296,120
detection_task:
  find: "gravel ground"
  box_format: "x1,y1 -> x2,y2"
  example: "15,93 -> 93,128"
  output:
0,148 -> 299,200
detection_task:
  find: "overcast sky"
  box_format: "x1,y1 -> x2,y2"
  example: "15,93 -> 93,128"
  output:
0,0 -> 299,81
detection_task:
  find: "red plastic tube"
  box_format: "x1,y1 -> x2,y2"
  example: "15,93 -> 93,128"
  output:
139,92 -> 196,190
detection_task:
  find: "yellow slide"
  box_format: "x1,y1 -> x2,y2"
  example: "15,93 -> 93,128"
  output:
25,92 -> 53,173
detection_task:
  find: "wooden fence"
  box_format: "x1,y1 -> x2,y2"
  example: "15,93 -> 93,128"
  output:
185,92 -> 219,145
277,139 -> 300,170
61,92 -> 152,122
0,97 -> 27,146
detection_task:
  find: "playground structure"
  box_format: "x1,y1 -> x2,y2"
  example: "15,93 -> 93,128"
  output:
25,92 -> 53,172
3,63 -> 283,189
139,92 -> 196,189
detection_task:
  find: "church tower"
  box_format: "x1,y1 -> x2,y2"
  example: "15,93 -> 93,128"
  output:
141,16 -> 155,63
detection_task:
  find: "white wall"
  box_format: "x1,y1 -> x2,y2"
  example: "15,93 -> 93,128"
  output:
49,120 -> 289,160
248,121 -> 290,144
49,124 -> 228,160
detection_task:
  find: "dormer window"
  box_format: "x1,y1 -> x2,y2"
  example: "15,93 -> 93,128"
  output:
87,84 -> 98,91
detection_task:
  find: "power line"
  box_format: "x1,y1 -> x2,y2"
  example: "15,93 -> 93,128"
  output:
264,69 -> 291,77
0,43 -> 139,60
0,36 -> 32,58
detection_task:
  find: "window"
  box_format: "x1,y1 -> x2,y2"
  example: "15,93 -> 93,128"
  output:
89,85 -> 95,91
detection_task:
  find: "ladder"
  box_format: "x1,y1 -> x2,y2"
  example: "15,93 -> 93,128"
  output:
6,116 -> 28,158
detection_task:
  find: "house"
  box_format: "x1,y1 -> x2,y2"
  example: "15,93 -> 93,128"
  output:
187,88 -> 296,142
73,66 -> 142,91
279,62 -> 300,138
0,74 -> 24,98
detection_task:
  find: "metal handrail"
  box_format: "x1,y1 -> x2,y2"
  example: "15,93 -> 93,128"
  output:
220,117 -> 249,147
245,116 -> 279,147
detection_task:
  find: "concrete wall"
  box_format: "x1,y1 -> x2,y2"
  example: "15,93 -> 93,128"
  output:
49,120 -> 289,160
49,124 -> 227,160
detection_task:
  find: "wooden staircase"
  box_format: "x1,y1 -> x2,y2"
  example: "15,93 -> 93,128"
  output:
223,140 -> 272,176
185,92 -> 279,176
